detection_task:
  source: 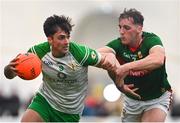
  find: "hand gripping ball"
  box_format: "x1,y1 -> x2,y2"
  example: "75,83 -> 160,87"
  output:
15,53 -> 42,80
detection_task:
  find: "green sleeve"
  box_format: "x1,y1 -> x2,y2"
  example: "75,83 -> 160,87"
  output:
145,36 -> 163,51
27,41 -> 50,59
69,42 -> 101,66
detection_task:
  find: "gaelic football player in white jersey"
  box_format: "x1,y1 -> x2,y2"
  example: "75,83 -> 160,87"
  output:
4,15 -> 119,122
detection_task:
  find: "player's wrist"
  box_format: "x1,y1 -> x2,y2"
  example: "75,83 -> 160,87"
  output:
116,84 -> 125,93
122,63 -> 131,74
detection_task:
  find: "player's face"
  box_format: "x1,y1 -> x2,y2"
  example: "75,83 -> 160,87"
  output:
119,18 -> 142,46
48,28 -> 70,57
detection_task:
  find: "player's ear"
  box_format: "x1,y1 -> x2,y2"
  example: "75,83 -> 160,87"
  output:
47,37 -> 53,45
137,25 -> 143,33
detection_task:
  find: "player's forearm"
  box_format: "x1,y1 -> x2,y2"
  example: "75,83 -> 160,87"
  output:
123,53 -> 165,72
97,46 -> 115,54
108,70 -> 116,81
4,65 -> 17,79
97,52 -> 117,71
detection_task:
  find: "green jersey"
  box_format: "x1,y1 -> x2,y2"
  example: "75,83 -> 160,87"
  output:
106,32 -> 171,101
28,41 -> 101,114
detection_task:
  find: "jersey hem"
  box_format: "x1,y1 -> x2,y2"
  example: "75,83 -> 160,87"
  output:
37,91 -> 82,115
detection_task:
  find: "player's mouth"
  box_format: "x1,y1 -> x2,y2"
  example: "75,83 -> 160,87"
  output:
121,37 -> 126,41
63,46 -> 69,51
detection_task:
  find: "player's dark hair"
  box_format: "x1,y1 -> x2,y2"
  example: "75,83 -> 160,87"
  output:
43,15 -> 74,37
119,8 -> 144,26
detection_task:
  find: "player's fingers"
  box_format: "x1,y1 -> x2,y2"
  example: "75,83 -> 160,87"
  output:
9,62 -> 19,67
102,62 -> 115,71
130,91 -> 141,99
11,56 -> 20,62
10,66 -> 18,73
109,64 -> 116,71
16,53 -> 22,58
125,86 -> 141,99
132,88 -> 139,92
17,71 -> 23,76
101,63 -> 109,70
127,84 -> 135,88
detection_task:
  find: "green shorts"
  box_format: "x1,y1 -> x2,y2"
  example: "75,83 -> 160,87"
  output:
28,93 -> 80,122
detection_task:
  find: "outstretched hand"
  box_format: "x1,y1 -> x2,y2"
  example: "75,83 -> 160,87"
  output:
117,84 -> 141,100
115,65 -> 141,99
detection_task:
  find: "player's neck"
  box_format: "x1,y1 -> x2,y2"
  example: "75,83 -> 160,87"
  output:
128,34 -> 143,52
131,33 -> 143,48
130,39 -> 142,49
52,51 -> 66,58
136,37 -> 143,47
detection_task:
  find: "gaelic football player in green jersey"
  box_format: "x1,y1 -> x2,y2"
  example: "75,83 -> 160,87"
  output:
4,15 -> 118,122
98,8 -> 173,122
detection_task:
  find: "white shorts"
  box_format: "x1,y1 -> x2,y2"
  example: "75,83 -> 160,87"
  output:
121,90 -> 173,122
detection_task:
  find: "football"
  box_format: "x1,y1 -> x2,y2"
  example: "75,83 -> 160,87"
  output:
15,53 -> 42,80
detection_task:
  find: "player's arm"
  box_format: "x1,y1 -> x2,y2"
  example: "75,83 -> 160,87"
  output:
4,56 -> 19,79
98,47 -> 141,99
97,51 -> 125,88
97,46 -> 116,54
117,45 -> 165,76
4,42 -> 48,79
96,52 -> 117,72
80,44 -> 117,72
96,46 -> 118,71
97,46 -> 120,80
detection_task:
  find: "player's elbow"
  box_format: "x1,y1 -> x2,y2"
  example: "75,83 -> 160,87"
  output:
154,54 -> 165,67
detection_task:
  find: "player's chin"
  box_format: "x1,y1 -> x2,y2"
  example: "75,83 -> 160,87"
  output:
63,49 -> 68,54
121,40 -> 128,45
